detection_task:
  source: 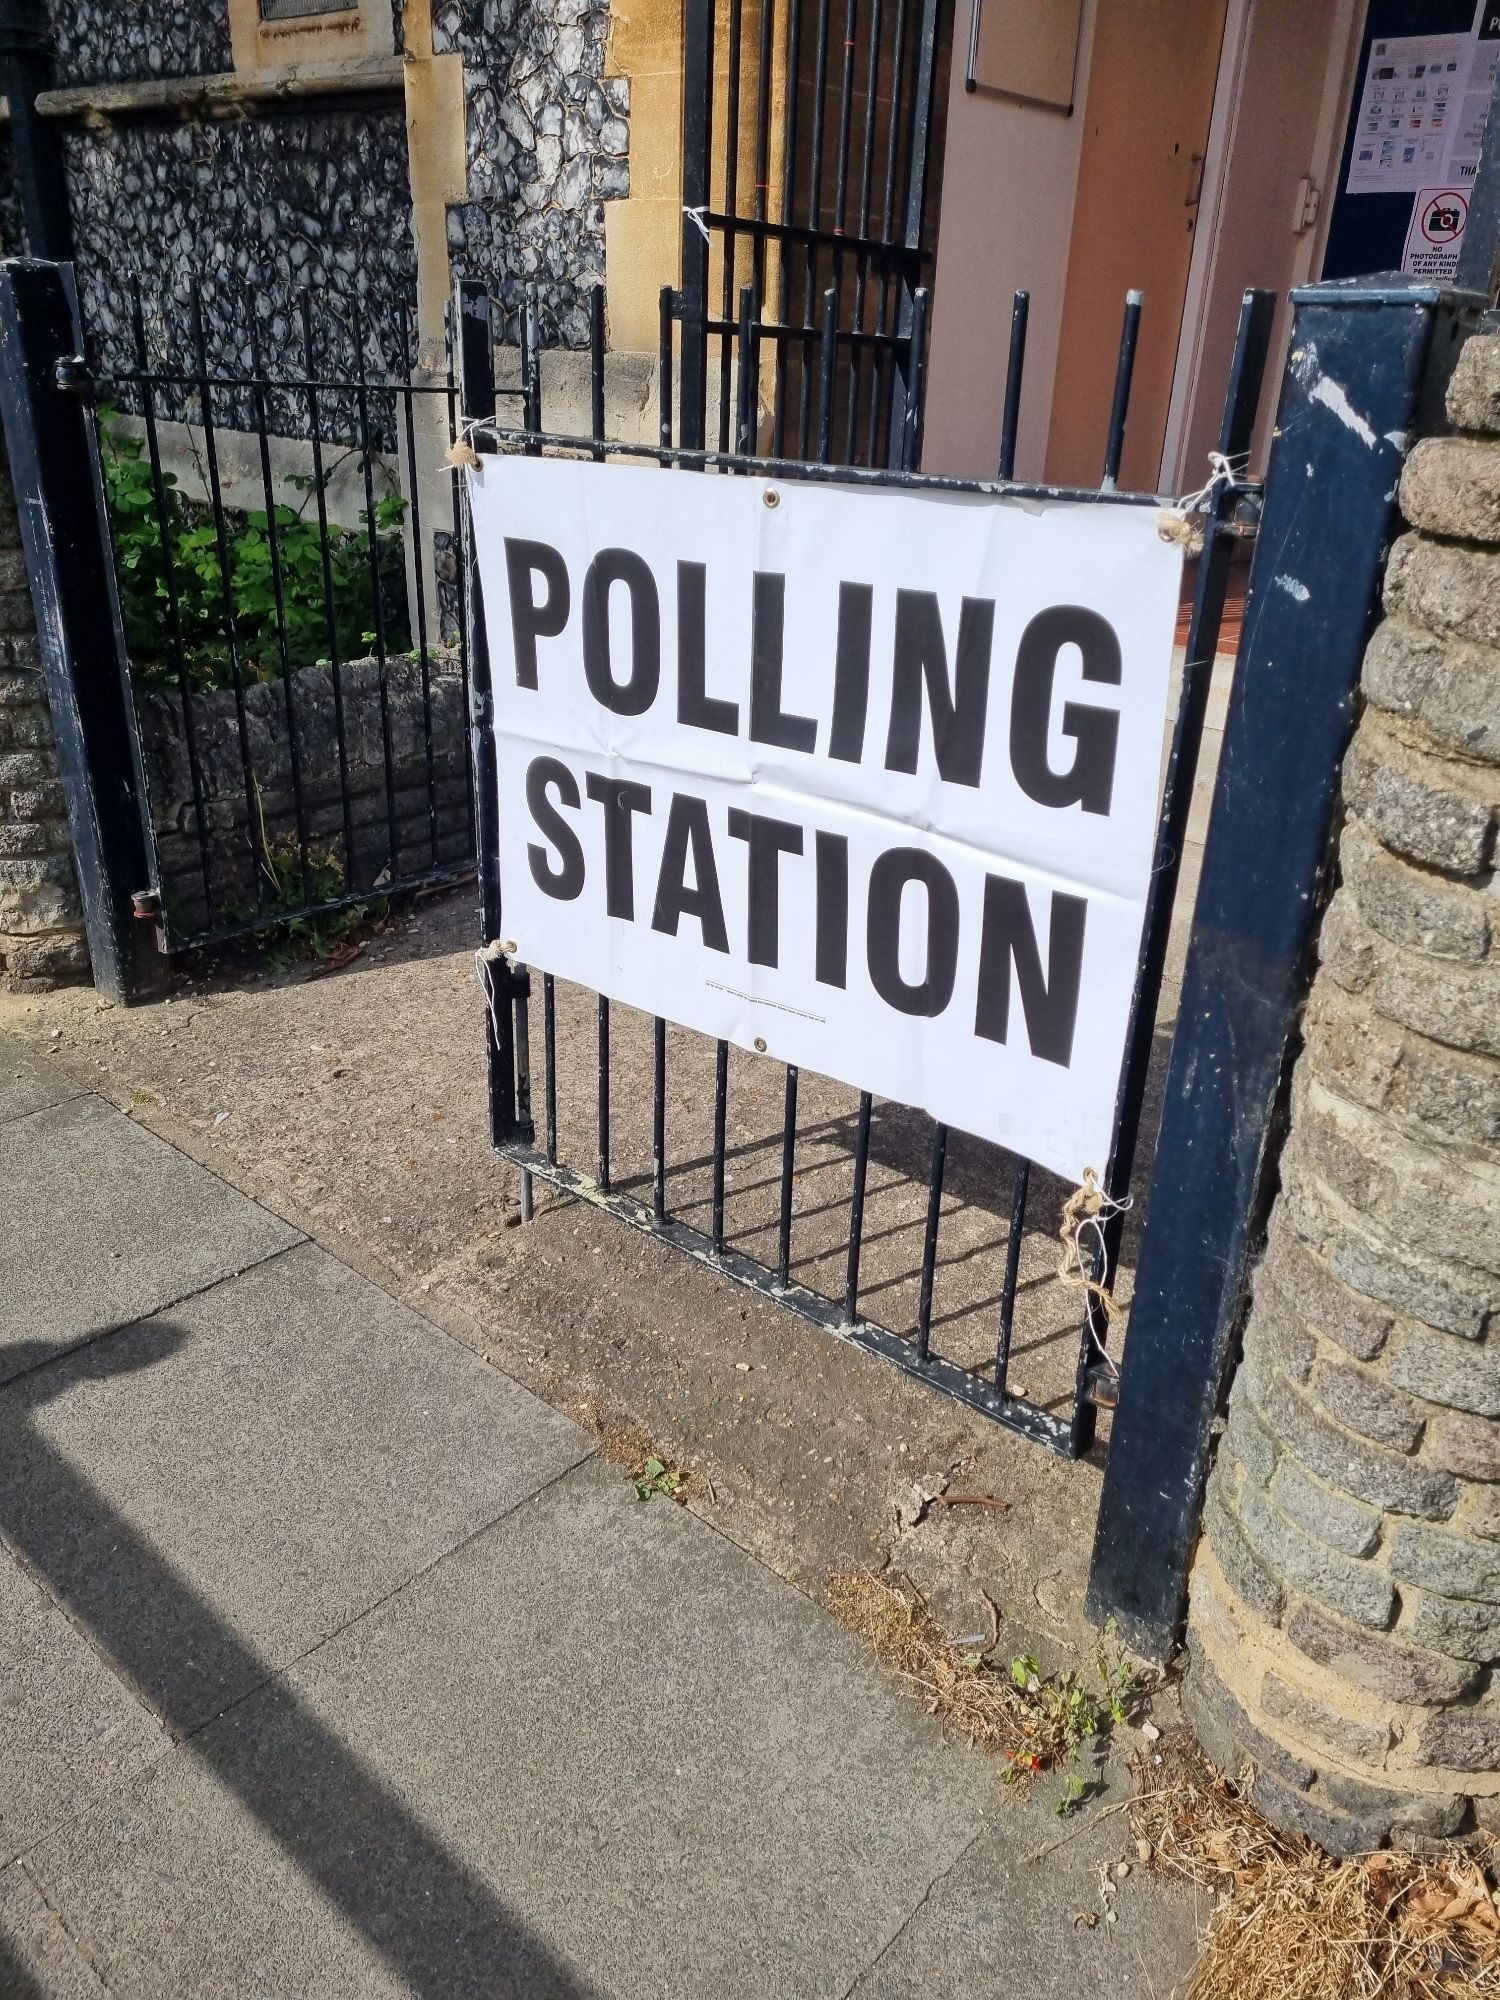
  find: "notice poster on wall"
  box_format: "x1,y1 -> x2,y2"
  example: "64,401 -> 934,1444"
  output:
468,457 -> 1183,1184
1346,31 -> 1474,195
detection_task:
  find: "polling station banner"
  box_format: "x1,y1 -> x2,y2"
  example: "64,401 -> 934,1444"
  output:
468,456 -> 1183,1185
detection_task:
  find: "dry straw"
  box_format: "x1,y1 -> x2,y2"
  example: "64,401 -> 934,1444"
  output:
1132,1734 -> 1500,2000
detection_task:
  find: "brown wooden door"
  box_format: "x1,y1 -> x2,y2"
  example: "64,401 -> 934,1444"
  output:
1045,0 -> 1230,493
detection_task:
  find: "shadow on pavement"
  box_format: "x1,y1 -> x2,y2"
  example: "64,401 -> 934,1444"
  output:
0,1327 -> 598,1999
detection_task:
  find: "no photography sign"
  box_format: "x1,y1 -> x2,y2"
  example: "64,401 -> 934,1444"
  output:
468,456 -> 1182,1184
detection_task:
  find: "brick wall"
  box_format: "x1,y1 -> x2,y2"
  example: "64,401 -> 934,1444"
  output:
1184,332 -> 1500,1854
0,447 -> 87,989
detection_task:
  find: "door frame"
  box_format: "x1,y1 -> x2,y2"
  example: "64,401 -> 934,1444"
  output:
1159,0 -> 1368,491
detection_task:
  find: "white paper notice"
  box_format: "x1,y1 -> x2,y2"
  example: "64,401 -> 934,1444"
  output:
468,456 -> 1183,1185
1346,31 -> 1474,194
1402,185 -> 1469,279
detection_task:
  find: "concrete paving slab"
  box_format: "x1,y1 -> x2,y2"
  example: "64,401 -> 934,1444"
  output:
848,1786 -> 1205,2000
23,1457 -> 999,2000
0,1863 -> 109,1999
0,1552 -> 168,1866
0,1242 -> 594,1734
0,1094 -> 301,1383
0,1039 -> 84,1125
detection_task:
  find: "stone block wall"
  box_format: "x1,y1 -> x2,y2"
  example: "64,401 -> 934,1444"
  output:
1184,332 -> 1500,1854
139,654 -> 472,937
0,449 -> 87,989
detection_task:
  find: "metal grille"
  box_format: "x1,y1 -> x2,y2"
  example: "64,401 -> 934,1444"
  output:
678,0 -> 948,465
460,272 -> 1274,1458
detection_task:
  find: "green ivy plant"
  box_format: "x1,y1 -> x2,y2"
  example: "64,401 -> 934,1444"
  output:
99,407 -> 411,691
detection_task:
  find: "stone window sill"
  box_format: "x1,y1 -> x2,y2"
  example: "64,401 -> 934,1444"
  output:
35,54 -> 405,124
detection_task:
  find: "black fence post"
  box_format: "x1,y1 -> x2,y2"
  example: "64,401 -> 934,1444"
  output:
678,0 -> 713,454
1086,277 -> 1479,1661
454,278 -> 526,1150
0,258 -> 159,1005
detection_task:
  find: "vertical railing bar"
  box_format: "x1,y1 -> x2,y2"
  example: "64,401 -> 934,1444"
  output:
900,283 -> 928,472
189,286 -> 263,912
351,303 -> 400,880
397,302 -> 440,866
843,1090 -> 873,1320
719,0 -> 747,454
597,994 -> 611,1193
842,0 -> 882,466
817,285 -> 838,460
998,289 -> 1029,482
522,286 -> 543,454
736,280 -> 757,454
652,1013 -> 667,1221
914,1120 -> 946,1360
879,0 -> 910,239
856,0 -> 882,235
993,1156 -> 1030,1397
456,280 -> 519,1164
654,285 -> 672,1222
589,282 -> 606,462
514,285 -> 543,1204
658,281 -> 675,467
867,0 -> 910,465
129,279 -> 214,921
299,291 -> 357,883
711,1037 -> 730,1253
1101,289 -> 1143,491
588,280 -> 611,1195
798,0 -> 834,455
246,294 -> 311,905
442,299 -> 478,852
831,0 -> 859,461
679,0 -> 713,452
543,971 -> 558,1165
777,1063 -> 798,1286
773,0 -> 803,456
514,968 -> 533,1219
751,0 -> 776,309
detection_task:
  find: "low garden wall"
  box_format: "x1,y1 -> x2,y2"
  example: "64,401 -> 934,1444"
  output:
0,447 -> 87,989
137,651 -> 474,937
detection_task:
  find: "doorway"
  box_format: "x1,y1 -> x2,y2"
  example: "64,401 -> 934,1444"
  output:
1045,0 -> 1230,492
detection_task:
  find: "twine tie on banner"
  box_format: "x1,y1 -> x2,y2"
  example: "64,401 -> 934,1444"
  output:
1057,1168 -> 1132,1371
1156,449 -> 1243,556
474,942 -> 508,1051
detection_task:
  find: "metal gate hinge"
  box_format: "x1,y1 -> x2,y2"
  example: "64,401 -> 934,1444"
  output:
130,889 -> 162,919
54,354 -> 94,398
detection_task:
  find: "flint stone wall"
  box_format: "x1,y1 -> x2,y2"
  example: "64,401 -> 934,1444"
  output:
436,0 -> 628,348
139,654 -> 473,935
1184,331 -> 1500,1855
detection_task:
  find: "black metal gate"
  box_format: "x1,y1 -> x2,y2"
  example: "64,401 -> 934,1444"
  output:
2,264 -> 486,968
457,256 -> 1274,1462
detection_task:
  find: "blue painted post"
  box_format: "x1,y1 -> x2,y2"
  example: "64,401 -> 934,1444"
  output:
1086,278 -> 1480,1660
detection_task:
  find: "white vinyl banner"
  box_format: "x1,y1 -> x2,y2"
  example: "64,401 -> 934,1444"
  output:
468,456 -> 1183,1185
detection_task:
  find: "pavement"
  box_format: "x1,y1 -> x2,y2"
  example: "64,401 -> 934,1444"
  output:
0,1034 -> 1206,1998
